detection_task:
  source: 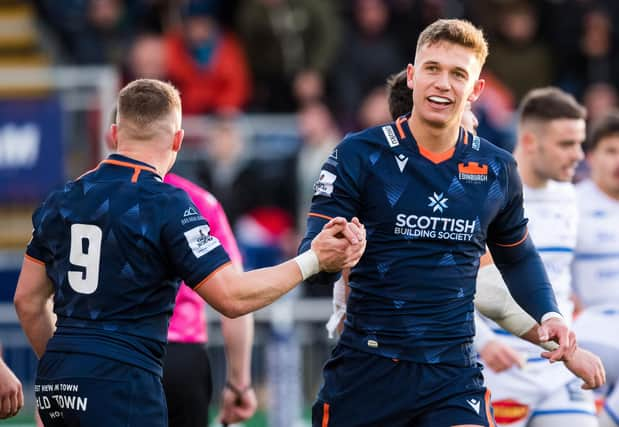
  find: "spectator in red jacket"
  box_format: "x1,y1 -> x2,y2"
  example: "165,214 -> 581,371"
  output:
165,1 -> 252,115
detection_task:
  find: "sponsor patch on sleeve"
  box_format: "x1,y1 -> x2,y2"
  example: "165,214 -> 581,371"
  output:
184,225 -> 221,258
313,170 -> 337,197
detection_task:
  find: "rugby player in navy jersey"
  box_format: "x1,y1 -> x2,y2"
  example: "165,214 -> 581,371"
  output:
12,79 -> 366,427
300,19 -> 579,427
380,70 -> 604,390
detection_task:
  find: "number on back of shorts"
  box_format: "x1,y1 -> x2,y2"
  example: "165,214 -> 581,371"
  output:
68,224 -> 102,294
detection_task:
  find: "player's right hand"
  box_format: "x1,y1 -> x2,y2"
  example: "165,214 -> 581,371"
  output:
479,340 -> 525,373
0,359 -> 23,419
538,317 -> 577,362
563,347 -> 606,390
219,384 -> 258,424
312,217 -> 366,271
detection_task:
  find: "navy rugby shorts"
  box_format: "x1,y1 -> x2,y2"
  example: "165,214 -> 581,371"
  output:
36,351 -> 167,427
312,344 -> 496,427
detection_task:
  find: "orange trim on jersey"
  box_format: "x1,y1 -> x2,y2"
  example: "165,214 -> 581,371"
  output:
417,143 -> 456,164
102,159 -> 158,173
102,159 -> 160,183
494,229 -> 529,248
76,165 -> 100,181
395,116 -> 407,139
193,261 -> 233,291
462,129 -> 469,145
24,254 -> 45,266
308,212 -> 334,221
485,389 -> 497,427
321,402 -> 330,427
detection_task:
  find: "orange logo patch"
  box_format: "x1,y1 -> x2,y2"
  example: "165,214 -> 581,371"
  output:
492,399 -> 529,424
458,162 -> 488,183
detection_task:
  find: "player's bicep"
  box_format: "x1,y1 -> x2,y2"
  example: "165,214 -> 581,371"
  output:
307,140 -> 363,222
14,257 -> 54,309
193,263 -> 239,314
487,160 -> 528,247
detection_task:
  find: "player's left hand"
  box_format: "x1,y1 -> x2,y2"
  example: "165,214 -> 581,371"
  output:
563,347 -> 606,390
538,317 -> 577,362
0,359 -> 23,419
219,383 -> 258,425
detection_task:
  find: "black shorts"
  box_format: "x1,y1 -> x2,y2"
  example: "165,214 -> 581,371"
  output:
36,351 -> 166,427
162,342 -> 213,427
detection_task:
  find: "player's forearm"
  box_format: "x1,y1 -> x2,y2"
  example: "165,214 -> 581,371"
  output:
474,264 -> 537,336
230,261 -> 304,316
488,236 -> 560,322
15,299 -> 55,358
221,313 -> 254,388
199,260 -> 306,318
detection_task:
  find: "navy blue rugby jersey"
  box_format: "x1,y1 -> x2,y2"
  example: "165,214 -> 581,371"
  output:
305,116 -> 528,366
26,154 -> 231,376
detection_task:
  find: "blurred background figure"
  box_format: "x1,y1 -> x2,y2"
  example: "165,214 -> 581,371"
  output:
572,111 -> 619,427
332,0 -> 403,131
484,0 -> 553,103
165,0 -> 252,115
295,101 -> 340,233
236,0 -> 339,112
124,32 -> 168,82
35,0 -> 132,65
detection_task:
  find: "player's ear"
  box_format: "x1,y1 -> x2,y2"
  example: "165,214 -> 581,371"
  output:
520,130 -> 537,153
172,129 -> 184,152
406,64 -> 415,90
109,124 -> 119,150
468,78 -> 485,102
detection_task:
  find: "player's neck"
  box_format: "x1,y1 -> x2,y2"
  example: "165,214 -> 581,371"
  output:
115,147 -> 168,177
593,177 -> 619,201
408,114 -> 460,153
515,152 -> 547,189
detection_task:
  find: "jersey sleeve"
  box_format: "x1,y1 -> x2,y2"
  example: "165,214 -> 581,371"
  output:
486,158 -> 528,246
486,159 -> 560,322
306,137 -> 364,222
298,137 -> 365,282
161,190 -> 231,289
25,194 -> 58,264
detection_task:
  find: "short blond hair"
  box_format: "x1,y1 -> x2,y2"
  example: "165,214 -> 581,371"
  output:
416,19 -> 488,66
117,79 -> 181,139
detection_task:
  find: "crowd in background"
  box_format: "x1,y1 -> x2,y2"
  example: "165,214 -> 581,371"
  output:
6,0 -> 619,290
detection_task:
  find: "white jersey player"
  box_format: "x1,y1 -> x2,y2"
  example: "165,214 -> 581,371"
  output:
572,112 -> 619,427
476,87 -> 598,427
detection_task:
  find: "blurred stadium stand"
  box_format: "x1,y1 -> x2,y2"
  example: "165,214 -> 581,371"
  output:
3,0 -> 619,425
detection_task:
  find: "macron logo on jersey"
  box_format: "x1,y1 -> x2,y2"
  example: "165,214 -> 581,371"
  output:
382,125 -> 399,147
184,225 -> 221,258
466,398 -> 481,414
395,154 -> 408,172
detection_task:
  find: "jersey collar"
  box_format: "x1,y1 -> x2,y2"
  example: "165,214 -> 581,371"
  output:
393,114 -> 469,164
101,154 -> 162,182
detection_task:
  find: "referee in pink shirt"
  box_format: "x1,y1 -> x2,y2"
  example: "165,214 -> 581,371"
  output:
163,173 -> 257,427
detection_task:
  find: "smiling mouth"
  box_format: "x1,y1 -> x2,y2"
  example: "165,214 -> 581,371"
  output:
427,95 -> 453,106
